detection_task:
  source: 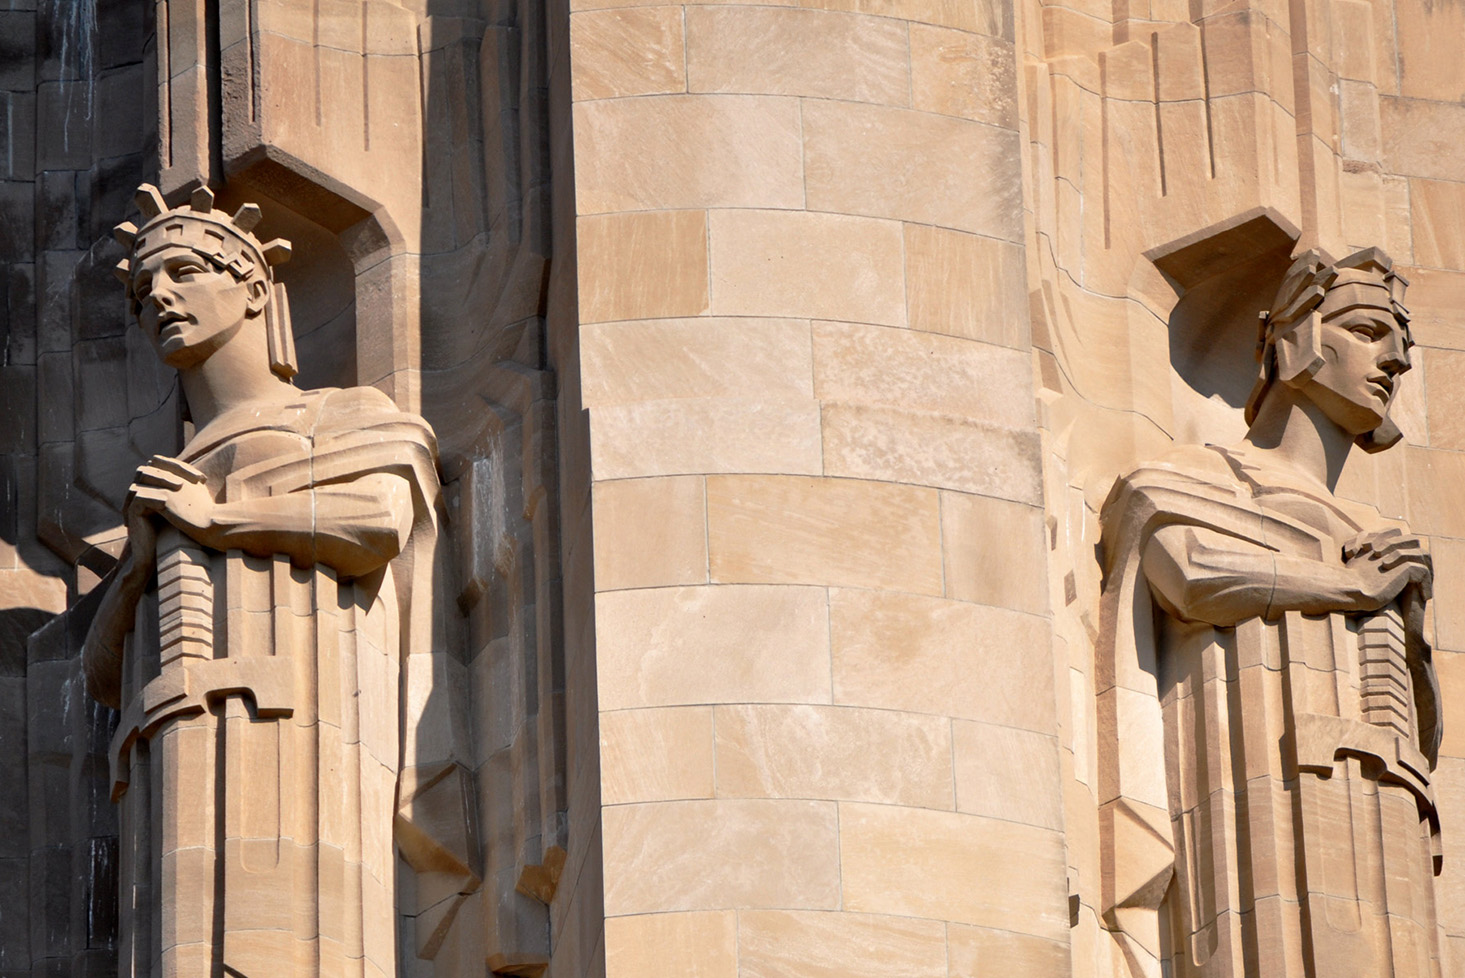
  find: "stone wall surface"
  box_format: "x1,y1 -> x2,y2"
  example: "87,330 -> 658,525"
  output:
567,0 -> 1070,974
0,0 -> 1462,976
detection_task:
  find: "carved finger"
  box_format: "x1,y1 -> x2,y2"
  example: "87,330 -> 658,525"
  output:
132,465 -> 186,491
126,486 -> 171,514
1343,532 -> 1381,561
1379,551 -> 1430,572
149,455 -> 208,484
1370,534 -> 1425,558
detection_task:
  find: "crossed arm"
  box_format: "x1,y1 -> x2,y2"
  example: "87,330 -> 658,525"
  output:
1142,524 -> 1432,627
83,455 -> 414,706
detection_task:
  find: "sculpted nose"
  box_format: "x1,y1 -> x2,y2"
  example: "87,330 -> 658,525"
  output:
1379,334 -> 1410,375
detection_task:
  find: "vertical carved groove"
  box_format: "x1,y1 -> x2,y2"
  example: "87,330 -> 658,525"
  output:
313,0 -> 322,126
1100,52 -> 1111,249
1151,32 -> 1167,197
159,0 -> 171,167
361,4 -> 370,149
205,0 -> 223,184
246,0 -> 256,123
1198,18 -> 1215,178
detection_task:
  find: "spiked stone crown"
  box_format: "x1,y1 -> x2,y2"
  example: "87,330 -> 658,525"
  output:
113,184 -> 300,379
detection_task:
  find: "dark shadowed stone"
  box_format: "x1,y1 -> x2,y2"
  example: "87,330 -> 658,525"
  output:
27,844 -> 71,959
0,366 -> 38,455
84,837 -> 116,950
7,264 -> 36,364
95,0 -> 144,71
0,11 -> 36,92
0,608 -> 50,677
0,181 -> 35,264
36,171 -> 78,253
0,856 -> 30,972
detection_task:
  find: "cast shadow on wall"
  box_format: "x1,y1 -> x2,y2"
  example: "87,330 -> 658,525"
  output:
1149,207 -> 1301,449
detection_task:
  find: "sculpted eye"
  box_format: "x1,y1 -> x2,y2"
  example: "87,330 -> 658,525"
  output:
1350,324 -> 1379,339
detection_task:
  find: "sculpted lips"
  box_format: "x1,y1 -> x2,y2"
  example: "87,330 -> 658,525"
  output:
1367,374 -> 1394,400
156,311 -> 190,338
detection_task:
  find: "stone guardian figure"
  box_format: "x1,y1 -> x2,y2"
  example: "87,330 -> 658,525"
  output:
82,185 -> 443,978
1096,248 -> 1443,978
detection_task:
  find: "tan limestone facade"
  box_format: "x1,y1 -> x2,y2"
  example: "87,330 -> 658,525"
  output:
0,1 -> 1463,977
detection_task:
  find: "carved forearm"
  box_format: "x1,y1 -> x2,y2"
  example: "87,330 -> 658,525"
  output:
188,473 -> 414,577
1143,525 -> 1377,626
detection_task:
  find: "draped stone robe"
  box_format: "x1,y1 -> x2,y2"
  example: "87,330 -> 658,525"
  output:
104,386 -> 440,978
1097,444 -> 1443,978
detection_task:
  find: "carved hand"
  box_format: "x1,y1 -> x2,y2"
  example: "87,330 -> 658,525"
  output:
126,455 -> 214,543
83,472 -> 172,709
1343,527 -> 1433,606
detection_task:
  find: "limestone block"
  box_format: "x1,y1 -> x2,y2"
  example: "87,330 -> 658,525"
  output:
1405,447 -> 1465,539
594,584 -> 832,710
1331,0 -> 1375,84
1381,97 -> 1465,183
580,318 -> 814,407
941,491 -> 1047,614
604,911 -> 737,978
1395,0 -> 1465,102
947,923 -> 1070,977
588,396 -> 822,479
1437,757 -> 1465,931
592,476 -> 707,590
706,475 -> 943,593
1383,174 -> 1414,264
713,703 -> 955,808
802,100 -> 1024,241
812,321 -> 1032,427
738,909 -> 947,978
600,706 -> 715,804
1340,167 -> 1388,263
254,0 -> 316,45
602,798 -> 840,915
570,6 -> 685,100
0,365 -> 35,455
903,224 -> 1029,348
829,589 -> 1056,730
822,403 -> 1043,500
36,80 -> 96,170
1424,349 -> 1465,452
1,92 -> 36,181
1407,267 -> 1465,349
0,11 -> 34,92
0,569 -> 65,614
577,210 -> 709,323
909,24 -> 1017,130
1338,79 -> 1382,163
708,209 -> 906,326
953,720 -> 1063,829
685,7 -> 910,106
1434,540 -> 1465,652
1041,5 -> 1109,60
1410,179 -> 1465,271
573,95 -> 804,213
1439,652 -> 1465,759
838,802 -> 1068,938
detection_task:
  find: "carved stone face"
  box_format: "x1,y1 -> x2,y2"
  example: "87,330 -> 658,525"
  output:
1302,284 -> 1410,437
131,246 -> 259,369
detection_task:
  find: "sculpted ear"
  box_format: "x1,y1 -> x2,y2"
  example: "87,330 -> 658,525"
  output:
1275,311 -> 1325,388
245,279 -> 269,316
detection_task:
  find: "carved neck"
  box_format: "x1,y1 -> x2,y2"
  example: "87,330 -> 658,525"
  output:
1243,386 -> 1355,492
177,322 -> 297,429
